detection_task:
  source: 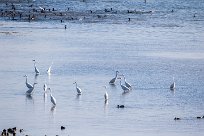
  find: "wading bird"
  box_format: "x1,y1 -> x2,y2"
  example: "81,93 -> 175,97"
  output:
170,77 -> 175,90
47,62 -> 53,75
109,71 -> 119,85
43,83 -> 47,92
24,75 -> 33,89
122,74 -> 132,89
73,82 -> 82,95
103,86 -> 109,100
33,60 -> 40,75
119,77 -> 130,92
48,88 -> 56,105
26,83 -> 37,95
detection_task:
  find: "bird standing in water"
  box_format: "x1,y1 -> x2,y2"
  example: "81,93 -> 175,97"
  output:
122,74 -> 132,89
103,86 -> 109,100
33,60 -> 40,75
118,77 -> 130,92
47,62 -> 53,75
170,77 -> 175,90
48,88 -> 56,106
73,82 -> 82,95
26,83 -> 37,95
109,71 -> 119,85
24,75 -> 33,89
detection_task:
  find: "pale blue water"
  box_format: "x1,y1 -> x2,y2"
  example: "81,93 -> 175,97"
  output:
0,0 -> 204,136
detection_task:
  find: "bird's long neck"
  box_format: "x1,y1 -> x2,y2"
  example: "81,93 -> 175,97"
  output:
50,90 -> 52,96
75,83 -> 78,88
25,77 -> 28,83
115,72 -> 118,78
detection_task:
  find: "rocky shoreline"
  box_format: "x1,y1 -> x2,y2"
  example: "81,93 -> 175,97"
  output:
0,0 -> 153,23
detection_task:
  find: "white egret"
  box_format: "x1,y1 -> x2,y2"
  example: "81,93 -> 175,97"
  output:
170,77 -> 175,90
73,82 -> 82,95
24,75 -> 33,89
103,86 -> 109,100
47,62 -> 53,75
122,74 -> 132,89
119,78 -> 130,92
39,6 -> 44,10
43,83 -> 47,92
33,60 -> 40,75
26,83 -> 37,95
48,88 -> 56,105
109,71 -> 119,85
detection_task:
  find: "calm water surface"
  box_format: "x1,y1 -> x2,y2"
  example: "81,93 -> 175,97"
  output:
0,0 -> 204,136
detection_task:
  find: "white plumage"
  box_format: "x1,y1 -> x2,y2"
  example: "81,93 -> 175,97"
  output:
24,75 -> 33,89
48,88 -> 56,105
109,71 -> 119,84
119,79 -> 130,92
122,74 -> 132,89
33,60 -> 40,75
26,83 -> 37,95
73,82 -> 82,95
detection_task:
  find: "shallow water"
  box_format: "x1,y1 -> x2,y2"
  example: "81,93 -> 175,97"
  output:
0,0 -> 204,136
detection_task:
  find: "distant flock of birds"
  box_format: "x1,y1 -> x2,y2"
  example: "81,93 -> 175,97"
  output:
24,60 -> 176,108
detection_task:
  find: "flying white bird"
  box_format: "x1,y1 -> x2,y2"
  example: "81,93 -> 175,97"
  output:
24,75 -> 33,89
109,71 -> 119,85
48,88 -> 56,105
33,60 -> 40,75
73,82 -> 82,95
26,83 -> 37,95
170,77 -> 175,90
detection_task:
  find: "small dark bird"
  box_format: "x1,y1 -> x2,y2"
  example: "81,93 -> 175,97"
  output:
19,129 -> 23,133
174,117 -> 180,120
197,116 -> 202,119
65,25 -> 67,29
128,18 -> 131,21
61,126 -> 65,130
117,105 -> 125,108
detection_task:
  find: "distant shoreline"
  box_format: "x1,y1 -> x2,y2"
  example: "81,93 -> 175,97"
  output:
0,0 -> 153,24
